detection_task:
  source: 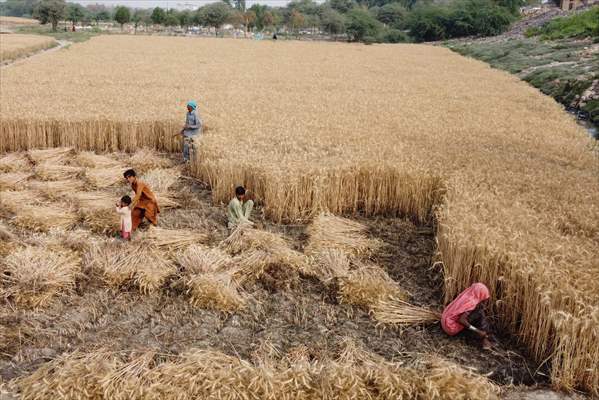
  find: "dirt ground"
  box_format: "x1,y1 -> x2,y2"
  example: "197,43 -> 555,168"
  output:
1,172 -> 558,400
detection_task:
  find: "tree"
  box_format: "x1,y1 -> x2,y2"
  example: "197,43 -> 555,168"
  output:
132,9 -> 150,33
66,3 -> 86,30
151,7 -> 166,25
243,10 -> 257,31
164,12 -> 180,27
198,2 -> 231,35
34,0 -> 67,32
249,4 -> 268,30
114,6 -> 131,31
376,3 -> 407,28
406,4 -> 449,41
330,0 -> 355,13
228,10 -> 245,28
0,0 -> 38,17
263,11 -> 274,29
235,0 -> 247,12
178,10 -> 193,29
321,8 -> 346,36
289,9 -> 305,33
345,8 -> 382,41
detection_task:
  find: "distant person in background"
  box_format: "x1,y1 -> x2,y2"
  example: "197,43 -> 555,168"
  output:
123,169 -> 159,231
180,100 -> 203,163
273,32 -> 278,40
441,282 -> 495,350
227,186 -> 254,230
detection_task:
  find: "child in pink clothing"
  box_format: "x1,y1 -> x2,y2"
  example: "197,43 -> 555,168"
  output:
115,195 -> 132,241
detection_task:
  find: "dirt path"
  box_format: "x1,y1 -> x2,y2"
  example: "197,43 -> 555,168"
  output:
1,39 -> 70,68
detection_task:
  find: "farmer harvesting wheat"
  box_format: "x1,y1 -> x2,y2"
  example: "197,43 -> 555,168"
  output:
123,169 -> 159,231
179,100 -> 203,163
441,282 -> 495,350
227,186 -> 254,230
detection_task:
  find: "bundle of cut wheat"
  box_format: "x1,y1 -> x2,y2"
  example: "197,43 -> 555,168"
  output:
74,191 -> 120,234
139,226 -> 209,254
0,189 -> 40,213
12,204 -> 78,232
0,152 -> 30,172
27,179 -> 83,200
87,241 -> 174,294
74,151 -> 121,168
16,351 -> 119,400
85,166 -> 128,189
312,248 -> 351,281
338,264 -> 409,310
27,147 -> 74,164
1,246 -> 80,308
141,168 -> 180,193
154,192 -> 181,209
371,296 -> 441,327
129,148 -> 173,172
34,162 -> 83,181
305,213 -> 381,257
0,221 -> 18,257
25,228 -> 95,254
0,172 -> 32,190
177,245 -> 244,312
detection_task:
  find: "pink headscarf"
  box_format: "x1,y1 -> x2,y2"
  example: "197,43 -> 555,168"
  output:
441,283 -> 490,336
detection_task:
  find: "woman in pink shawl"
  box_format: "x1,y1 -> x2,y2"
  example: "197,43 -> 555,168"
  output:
441,282 -> 494,349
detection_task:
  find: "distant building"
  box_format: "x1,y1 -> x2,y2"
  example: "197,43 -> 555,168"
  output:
557,0 -> 595,10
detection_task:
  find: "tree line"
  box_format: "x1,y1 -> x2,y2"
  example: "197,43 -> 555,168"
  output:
0,0 -> 525,43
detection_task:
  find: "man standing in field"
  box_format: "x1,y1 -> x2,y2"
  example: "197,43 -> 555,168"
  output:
180,100 -> 203,163
228,186 -> 254,230
124,169 -> 159,231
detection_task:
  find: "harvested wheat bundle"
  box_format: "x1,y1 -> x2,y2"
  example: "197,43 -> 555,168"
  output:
141,168 -> 180,193
101,351 -> 157,400
85,166 -> 128,189
74,151 -> 121,168
34,162 -> 83,181
129,148 -> 173,172
27,179 -> 83,200
305,213 -> 381,257
0,172 -> 32,190
154,192 -> 181,209
338,264 -> 409,310
0,221 -> 15,241
16,351 -> 119,400
371,296 -> 441,327
0,189 -> 40,213
313,248 -> 351,281
221,225 -> 293,255
419,357 -> 500,400
12,204 -> 78,232
27,147 -> 74,165
74,191 -> 120,234
0,225 -> 19,256
1,246 -> 80,308
25,228 -> 95,253
0,152 -> 30,172
139,226 -> 210,254
177,246 -> 243,312
87,241 -> 175,294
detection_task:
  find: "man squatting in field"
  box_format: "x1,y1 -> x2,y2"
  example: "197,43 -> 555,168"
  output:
180,100 -> 203,162
227,186 -> 254,230
124,169 -> 160,231
441,282 -> 496,350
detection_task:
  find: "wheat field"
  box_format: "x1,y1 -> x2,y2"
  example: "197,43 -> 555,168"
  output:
0,36 -> 598,394
0,34 -> 57,63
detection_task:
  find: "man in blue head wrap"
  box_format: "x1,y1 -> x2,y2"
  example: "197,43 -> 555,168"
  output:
179,100 -> 203,162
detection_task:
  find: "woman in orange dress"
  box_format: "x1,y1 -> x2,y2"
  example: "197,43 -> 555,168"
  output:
123,169 -> 159,231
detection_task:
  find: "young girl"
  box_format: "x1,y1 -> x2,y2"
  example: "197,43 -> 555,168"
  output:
115,195 -> 132,241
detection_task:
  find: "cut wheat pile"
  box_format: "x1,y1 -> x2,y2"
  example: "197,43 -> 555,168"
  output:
13,343 -> 499,400
1,36 -> 597,393
0,34 -> 56,63
0,246 -> 80,308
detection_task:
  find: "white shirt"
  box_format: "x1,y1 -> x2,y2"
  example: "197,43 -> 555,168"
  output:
116,206 -> 132,233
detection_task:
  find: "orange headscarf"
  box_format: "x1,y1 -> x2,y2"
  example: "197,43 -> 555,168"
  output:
441,283 -> 490,336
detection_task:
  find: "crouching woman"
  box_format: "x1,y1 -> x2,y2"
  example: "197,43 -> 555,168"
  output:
441,282 -> 495,349
124,169 -> 159,231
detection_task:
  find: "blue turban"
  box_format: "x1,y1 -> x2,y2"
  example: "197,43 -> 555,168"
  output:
187,100 -> 197,110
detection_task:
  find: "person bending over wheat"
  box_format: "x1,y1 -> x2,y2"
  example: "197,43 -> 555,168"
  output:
441,282 -> 496,350
123,169 -> 159,232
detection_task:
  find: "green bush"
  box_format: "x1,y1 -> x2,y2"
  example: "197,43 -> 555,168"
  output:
527,7 -> 599,40
383,28 -> 408,43
346,8 -> 383,42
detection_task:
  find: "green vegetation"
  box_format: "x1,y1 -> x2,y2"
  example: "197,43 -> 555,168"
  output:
16,24 -> 103,43
1,0 -> 526,44
526,7 -> 599,40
